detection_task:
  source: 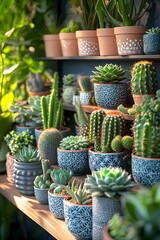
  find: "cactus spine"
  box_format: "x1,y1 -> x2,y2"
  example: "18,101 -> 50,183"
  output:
78,76 -> 92,92
131,61 -> 158,95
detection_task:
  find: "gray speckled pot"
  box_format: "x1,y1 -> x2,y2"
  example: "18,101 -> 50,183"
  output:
79,91 -> 94,105
57,148 -> 90,175
89,148 -> 125,172
14,160 -> 42,195
34,187 -> 49,205
132,154 -> 160,187
93,197 -> 122,240
48,189 -> 68,219
94,83 -> 128,109
143,34 -> 160,55
64,197 -> 92,240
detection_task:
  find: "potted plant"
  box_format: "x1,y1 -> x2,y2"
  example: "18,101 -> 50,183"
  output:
62,74 -> 79,105
78,75 -> 94,105
63,179 -> 92,240
131,61 -> 158,105
143,27 -> 160,55
57,135 -> 91,175
14,145 -> 42,195
34,159 -> 52,204
48,168 -> 73,219
85,167 -> 135,240
91,63 -> 128,109
4,130 -> 34,183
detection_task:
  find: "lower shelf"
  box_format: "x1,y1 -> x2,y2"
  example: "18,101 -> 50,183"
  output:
0,175 -> 76,240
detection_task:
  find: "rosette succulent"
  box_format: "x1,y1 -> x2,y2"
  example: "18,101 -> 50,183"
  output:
146,27 -> 160,34
17,145 -> 40,163
59,135 -> 91,150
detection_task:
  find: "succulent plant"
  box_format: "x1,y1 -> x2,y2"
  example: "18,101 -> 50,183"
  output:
34,159 -> 52,189
17,145 -> 40,163
146,27 -> 160,34
78,75 -> 92,92
131,61 -> 158,95
26,72 -> 44,93
91,64 -> 126,84
111,135 -> 133,152
63,74 -> 77,88
62,87 -> 77,104
85,167 -> 135,199
59,135 -> 90,151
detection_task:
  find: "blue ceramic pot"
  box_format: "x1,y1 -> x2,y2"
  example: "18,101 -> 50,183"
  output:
89,148 -> 125,172
79,91 -> 94,105
64,197 -> 92,240
35,127 -> 43,145
57,148 -> 90,175
34,187 -> 49,205
48,189 -> 67,219
132,154 -> 160,187
94,83 -> 128,109
143,34 -> 160,55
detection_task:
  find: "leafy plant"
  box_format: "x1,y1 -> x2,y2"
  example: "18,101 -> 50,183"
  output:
59,135 -> 91,150
63,74 -> 77,88
60,20 -> 80,33
146,27 -> 160,34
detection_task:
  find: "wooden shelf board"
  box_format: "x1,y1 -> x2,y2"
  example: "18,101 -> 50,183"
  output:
0,175 -> 76,240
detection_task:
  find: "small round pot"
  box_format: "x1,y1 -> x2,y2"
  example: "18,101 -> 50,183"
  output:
57,148 -> 90,175
143,34 -> 160,55
35,127 -> 43,144
94,83 -> 128,109
64,196 -> 92,240
59,32 -> 78,56
43,34 -> 62,57
15,125 -> 35,135
132,154 -> 160,187
132,94 -> 156,105
97,28 -> 118,56
76,30 -> 99,56
48,189 -> 68,219
34,186 -> 49,205
103,225 -> 114,240
89,148 -> 125,172
60,126 -> 71,138
14,160 -> 42,195
79,91 -> 94,105
6,152 -> 16,183
92,197 -> 122,240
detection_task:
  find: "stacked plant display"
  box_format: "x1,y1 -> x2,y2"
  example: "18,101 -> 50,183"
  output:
143,27 -> 160,55
91,63 -> 128,109
34,159 -> 52,204
48,168 -> 73,219
14,145 -> 42,195
78,75 -> 94,105
85,167 -> 135,240
57,135 -> 91,175
62,74 -> 79,105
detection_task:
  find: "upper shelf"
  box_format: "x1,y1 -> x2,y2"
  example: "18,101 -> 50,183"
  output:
35,55 -> 160,61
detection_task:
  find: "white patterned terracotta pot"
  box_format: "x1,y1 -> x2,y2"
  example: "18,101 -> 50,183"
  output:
59,32 -> 78,56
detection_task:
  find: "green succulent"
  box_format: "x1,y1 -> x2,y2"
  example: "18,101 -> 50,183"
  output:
59,135 -> 90,150
85,168 -> 135,199
63,74 -> 77,88
60,20 -> 80,33
91,64 -> 126,84
146,27 -> 160,34
17,145 -> 40,163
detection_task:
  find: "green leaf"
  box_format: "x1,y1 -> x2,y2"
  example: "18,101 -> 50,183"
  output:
0,112 -> 13,141
1,92 -> 14,112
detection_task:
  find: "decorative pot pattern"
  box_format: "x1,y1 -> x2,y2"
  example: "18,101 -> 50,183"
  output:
14,161 -> 42,195
94,83 -> 128,109
79,91 -> 94,105
64,198 -> 92,240
132,154 -> 160,187
57,148 -> 90,175
59,33 -> 78,57
116,38 -> 143,55
93,197 -> 122,240
89,149 -> 124,172
143,34 -> 160,55
34,187 -> 49,205
6,152 -> 16,183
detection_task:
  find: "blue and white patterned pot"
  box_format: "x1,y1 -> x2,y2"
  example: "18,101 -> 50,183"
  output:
57,148 -> 90,175
132,154 -> 160,187
93,197 -> 122,240
79,91 -> 94,105
34,187 -> 49,205
48,189 -> 68,219
89,148 -> 125,172
94,83 -> 128,109
64,197 -> 92,240
143,34 -> 160,55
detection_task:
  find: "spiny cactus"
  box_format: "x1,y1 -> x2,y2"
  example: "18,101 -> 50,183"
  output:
85,168 -> 135,199
78,75 -> 92,92
91,64 -> 126,84
111,135 -> 133,152
59,135 -> 90,150
62,86 -> 77,104
26,72 -> 44,93
38,128 -> 62,165
131,61 -> 158,95
17,145 -> 40,163
121,136 -> 133,150
34,159 -> 52,189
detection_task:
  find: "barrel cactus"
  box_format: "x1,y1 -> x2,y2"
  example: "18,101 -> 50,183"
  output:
111,135 -> 133,152
78,76 -> 92,92
59,135 -> 90,150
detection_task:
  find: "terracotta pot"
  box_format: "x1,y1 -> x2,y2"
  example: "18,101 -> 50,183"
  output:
6,152 -> 16,183
43,34 -> 62,57
97,28 -> 118,56
114,26 -> 147,55
76,30 -> 99,56
132,94 -> 156,105
103,225 -> 113,240
59,32 -> 78,56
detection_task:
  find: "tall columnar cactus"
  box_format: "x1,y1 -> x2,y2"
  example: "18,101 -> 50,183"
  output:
101,115 -> 125,153
78,76 -> 92,92
38,128 -> 62,165
131,61 -> 158,95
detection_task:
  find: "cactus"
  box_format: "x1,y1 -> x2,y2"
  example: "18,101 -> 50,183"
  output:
59,135 -> 90,150
26,72 -> 44,93
121,136 -> 133,150
38,128 -> 62,165
78,76 -> 92,92
17,145 -> 40,163
62,87 -> 77,104
131,61 -> 158,95
34,159 -> 52,189
111,135 -> 133,152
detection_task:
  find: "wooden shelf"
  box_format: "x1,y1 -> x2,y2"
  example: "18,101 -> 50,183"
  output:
0,175 -> 76,240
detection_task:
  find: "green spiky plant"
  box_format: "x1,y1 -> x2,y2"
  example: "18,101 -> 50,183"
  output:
78,76 -> 92,92
91,64 -> 126,84
60,20 -> 80,33
146,27 -> 160,34
131,61 -> 158,95
17,145 -> 40,163
63,74 -> 77,88
34,159 -> 52,189
111,135 -> 133,152
59,135 -> 91,151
